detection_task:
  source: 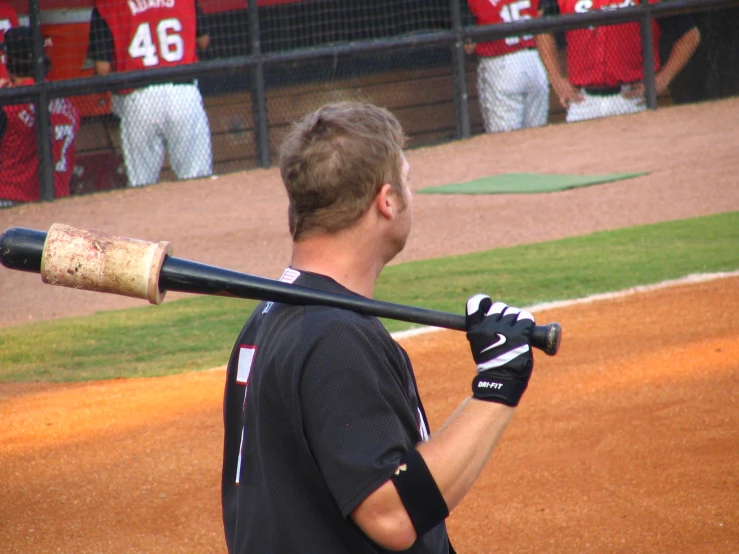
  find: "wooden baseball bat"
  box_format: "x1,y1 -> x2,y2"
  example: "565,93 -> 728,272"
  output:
0,225 -> 562,355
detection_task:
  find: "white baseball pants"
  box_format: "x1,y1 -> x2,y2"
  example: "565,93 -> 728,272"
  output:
476,48 -> 550,134
566,86 -> 646,123
114,83 -> 213,187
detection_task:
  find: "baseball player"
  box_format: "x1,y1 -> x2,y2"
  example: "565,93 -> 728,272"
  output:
86,0 -> 212,187
222,102 -> 539,553
0,27 -> 80,207
536,0 -> 701,122
465,0 -> 550,133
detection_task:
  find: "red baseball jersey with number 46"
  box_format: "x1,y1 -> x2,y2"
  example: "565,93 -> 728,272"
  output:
468,0 -> 540,58
95,0 -> 199,72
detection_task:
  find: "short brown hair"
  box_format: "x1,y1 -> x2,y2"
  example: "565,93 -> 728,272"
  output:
279,102 -> 407,240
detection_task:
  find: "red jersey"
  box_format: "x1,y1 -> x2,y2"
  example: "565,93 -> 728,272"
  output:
469,0 -> 540,57
0,2 -> 19,81
0,79 -> 80,201
48,98 -> 81,197
559,0 -> 660,87
95,0 -> 199,73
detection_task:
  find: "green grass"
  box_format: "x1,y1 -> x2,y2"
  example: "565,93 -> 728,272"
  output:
1,212 -> 737,383
0,295 -> 257,382
376,210 -> 739,330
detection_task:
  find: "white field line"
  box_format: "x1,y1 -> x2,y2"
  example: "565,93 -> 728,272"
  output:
390,271 -> 739,342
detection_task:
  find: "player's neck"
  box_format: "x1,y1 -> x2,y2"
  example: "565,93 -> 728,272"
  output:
290,224 -> 386,299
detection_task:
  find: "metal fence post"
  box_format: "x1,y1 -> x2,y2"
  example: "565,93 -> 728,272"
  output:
248,0 -> 271,168
640,3 -> 658,110
28,0 -> 54,201
450,0 -> 471,139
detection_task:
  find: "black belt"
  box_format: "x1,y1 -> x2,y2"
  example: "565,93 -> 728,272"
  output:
116,79 -> 196,95
583,85 -> 622,96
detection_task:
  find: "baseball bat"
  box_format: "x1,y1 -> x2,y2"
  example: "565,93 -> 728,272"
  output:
0,226 -> 562,355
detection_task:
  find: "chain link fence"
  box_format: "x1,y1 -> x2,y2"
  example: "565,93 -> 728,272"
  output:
0,0 -> 737,205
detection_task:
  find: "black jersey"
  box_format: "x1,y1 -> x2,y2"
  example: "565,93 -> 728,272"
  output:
221,269 -> 450,553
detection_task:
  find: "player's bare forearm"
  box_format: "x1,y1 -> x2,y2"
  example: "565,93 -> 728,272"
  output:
655,27 -> 701,93
536,33 -> 582,107
417,398 -> 515,511
535,33 -> 563,83
353,299 -> 535,548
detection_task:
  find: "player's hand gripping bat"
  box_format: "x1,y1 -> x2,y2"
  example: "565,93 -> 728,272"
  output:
0,224 -> 562,356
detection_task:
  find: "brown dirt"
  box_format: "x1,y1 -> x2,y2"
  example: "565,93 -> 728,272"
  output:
1,98 -> 738,553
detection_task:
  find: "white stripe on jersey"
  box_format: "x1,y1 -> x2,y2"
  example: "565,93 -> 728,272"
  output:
236,345 -> 256,385
417,407 -> 429,441
264,268 -> 302,313
280,268 -> 301,284
235,345 -> 256,484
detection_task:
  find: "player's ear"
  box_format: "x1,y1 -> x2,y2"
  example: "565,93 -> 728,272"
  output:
374,183 -> 395,220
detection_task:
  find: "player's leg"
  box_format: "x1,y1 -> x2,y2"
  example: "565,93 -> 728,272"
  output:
119,87 -> 166,187
165,83 -> 213,181
477,58 -> 499,133
477,54 -> 526,133
522,49 -> 550,129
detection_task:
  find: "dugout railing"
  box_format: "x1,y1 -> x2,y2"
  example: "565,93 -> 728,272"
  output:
0,0 -> 736,202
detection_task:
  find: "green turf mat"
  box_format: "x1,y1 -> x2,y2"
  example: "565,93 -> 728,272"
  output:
417,172 -> 649,195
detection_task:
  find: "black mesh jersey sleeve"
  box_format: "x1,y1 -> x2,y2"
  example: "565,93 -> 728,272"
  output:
540,0 -> 560,17
0,108 -> 7,141
87,7 -> 114,63
657,13 -> 697,44
195,3 -> 209,38
299,309 -> 422,518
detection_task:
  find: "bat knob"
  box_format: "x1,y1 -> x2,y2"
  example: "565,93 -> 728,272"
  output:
0,227 -> 46,273
530,322 -> 562,356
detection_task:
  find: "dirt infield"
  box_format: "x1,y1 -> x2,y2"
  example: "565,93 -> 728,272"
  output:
1,99 -> 738,553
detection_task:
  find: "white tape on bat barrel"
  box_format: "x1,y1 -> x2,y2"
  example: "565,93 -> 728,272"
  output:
40,223 -> 172,305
